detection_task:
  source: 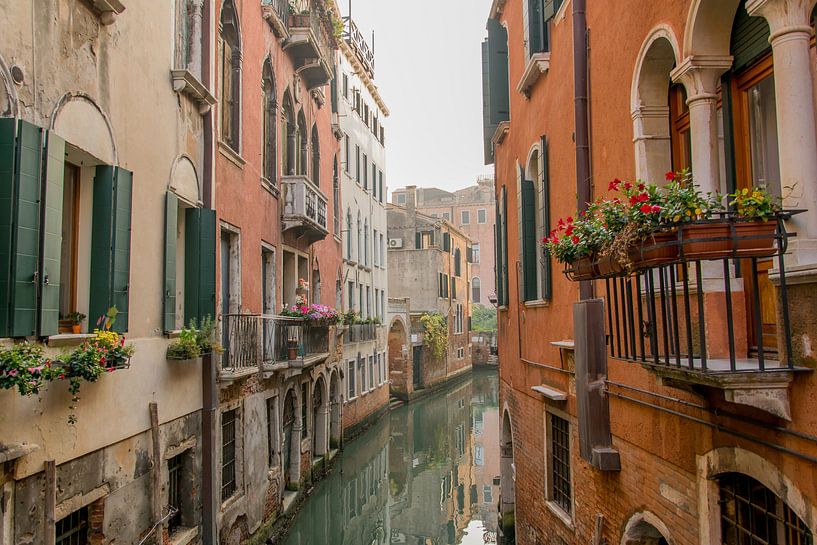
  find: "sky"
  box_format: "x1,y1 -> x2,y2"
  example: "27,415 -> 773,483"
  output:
342,0 -> 495,196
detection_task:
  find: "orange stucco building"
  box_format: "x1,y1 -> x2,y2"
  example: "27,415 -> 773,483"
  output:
485,0 -> 817,544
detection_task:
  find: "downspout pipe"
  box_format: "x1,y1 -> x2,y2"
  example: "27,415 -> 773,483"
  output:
201,1 -> 217,543
572,0 -> 592,301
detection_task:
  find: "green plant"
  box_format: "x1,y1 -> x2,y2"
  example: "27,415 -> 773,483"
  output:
192,315 -> 223,354
0,342 -> 48,395
167,328 -> 202,360
729,186 -> 782,221
471,305 -> 497,332
66,312 -> 86,325
420,313 -> 448,360
342,309 -> 360,325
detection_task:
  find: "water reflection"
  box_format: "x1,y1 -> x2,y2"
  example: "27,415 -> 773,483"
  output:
283,368 -> 500,545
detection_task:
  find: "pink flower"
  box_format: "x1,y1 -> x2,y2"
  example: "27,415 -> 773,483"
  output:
650,205 -> 662,213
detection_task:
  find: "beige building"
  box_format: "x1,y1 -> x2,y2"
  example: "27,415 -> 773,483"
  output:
0,1 -> 214,544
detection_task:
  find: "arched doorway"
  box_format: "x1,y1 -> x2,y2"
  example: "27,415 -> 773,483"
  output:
312,376 -> 328,458
282,389 -> 300,488
500,409 -> 516,543
621,512 -> 672,545
387,318 -> 410,398
329,370 -> 342,449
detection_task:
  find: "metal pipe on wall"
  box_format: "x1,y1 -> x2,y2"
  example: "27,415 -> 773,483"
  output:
572,0 -> 592,301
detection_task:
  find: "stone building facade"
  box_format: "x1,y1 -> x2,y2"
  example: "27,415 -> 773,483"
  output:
336,15 -> 390,436
486,0 -> 817,544
387,190 -> 473,399
0,1 -> 213,544
392,178 -> 497,306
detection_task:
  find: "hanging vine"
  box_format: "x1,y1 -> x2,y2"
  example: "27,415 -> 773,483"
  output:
420,313 -> 448,360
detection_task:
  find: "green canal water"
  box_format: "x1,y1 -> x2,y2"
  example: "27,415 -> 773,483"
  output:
282,368 -> 500,545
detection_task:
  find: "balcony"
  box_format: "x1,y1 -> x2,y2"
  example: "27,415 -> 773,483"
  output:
281,175 -> 329,243
261,0 -> 289,38
348,323 -> 377,343
344,17 -> 375,77
221,314 -> 332,377
594,217 -> 813,419
283,6 -> 333,89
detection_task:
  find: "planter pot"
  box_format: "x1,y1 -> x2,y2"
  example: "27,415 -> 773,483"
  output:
630,231 -> 679,269
287,346 -> 299,361
679,223 -> 732,260
167,357 -> 199,364
566,257 -> 597,281
733,221 -> 778,258
595,254 -> 625,278
290,13 -> 310,27
71,324 -> 81,334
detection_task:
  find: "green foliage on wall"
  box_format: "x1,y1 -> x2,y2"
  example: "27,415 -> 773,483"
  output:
420,313 -> 448,360
471,305 -> 497,332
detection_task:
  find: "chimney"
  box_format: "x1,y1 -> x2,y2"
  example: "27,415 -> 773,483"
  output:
406,185 -> 417,216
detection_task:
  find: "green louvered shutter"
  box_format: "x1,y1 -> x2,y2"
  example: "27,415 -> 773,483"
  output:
501,187 -> 509,306
730,1 -> 771,72
0,118 -> 18,336
185,208 -> 216,324
521,179 -> 537,302
494,199 -> 502,306
540,136 -> 552,301
443,232 -> 451,252
38,132 -> 65,336
164,192 -> 178,332
90,166 -> 132,333
486,19 -> 510,127
528,0 -> 544,54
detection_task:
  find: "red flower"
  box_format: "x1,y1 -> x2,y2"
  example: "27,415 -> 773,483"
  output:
557,218 -> 565,228
571,235 -> 580,244
629,195 -> 639,205
640,204 -> 653,214
650,205 -> 662,213
665,171 -> 676,181
566,216 -> 574,223
637,183 -> 645,191
564,225 -> 574,236
638,192 -> 650,202
608,178 -> 622,191
623,182 -> 633,190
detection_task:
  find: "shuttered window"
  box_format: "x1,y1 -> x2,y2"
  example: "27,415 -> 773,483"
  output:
540,136 -> 552,300
519,165 -> 537,302
730,0 -> 771,72
482,18 -> 510,165
164,193 -> 179,332
184,208 -> 217,326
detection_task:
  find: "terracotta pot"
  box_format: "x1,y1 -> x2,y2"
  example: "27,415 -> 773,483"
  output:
567,257 -> 596,281
733,221 -> 778,258
71,324 -> 81,334
630,231 -> 679,268
288,346 -> 299,361
680,223 -> 732,260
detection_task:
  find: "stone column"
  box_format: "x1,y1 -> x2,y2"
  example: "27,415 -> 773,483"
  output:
748,0 -> 817,264
290,424 -> 302,486
671,56 -> 734,195
314,405 -> 330,456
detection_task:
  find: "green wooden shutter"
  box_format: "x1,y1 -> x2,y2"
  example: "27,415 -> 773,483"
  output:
185,208 -> 216,324
164,192 -> 178,332
0,119 -> 45,337
39,132 -> 65,336
730,1 -> 771,72
481,40 -> 494,165
443,232 -> 451,252
494,199 -> 502,306
540,136 -> 552,301
90,166 -> 132,333
501,187 -> 509,306
486,19 -> 510,127
528,0 -> 544,54
521,178 -> 537,302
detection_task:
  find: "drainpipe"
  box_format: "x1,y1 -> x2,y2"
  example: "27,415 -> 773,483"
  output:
572,0 -> 592,301
201,0 -> 217,543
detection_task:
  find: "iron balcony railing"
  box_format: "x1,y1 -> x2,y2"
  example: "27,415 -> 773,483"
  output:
600,215 -> 798,373
222,314 -> 331,371
344,18 -> 375,76
348,323 -> 377,343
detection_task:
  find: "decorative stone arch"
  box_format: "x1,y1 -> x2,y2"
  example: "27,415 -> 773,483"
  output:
631,26 -> 680,183
50,92 -> 117,166
524,140 -> 542,181
500,405 -> 516,541
682,0 -> 742,58
0,54 -> 19,118
620,511 -> 674,545
312,375 -> 329,457
697,446 -> 817,544
282,90 -> 296,176
387,315 -> 410,397
328,369 -> 342,449
282,386 -> 302,488
168,154 -> 202,207
296,109 -> 308,176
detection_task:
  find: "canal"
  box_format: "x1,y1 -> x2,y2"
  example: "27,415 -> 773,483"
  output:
282,368 -> 500,545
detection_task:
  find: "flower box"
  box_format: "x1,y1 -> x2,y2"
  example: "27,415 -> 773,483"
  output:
629,231 -> 679,268
732,220 -> 778,258
566,257 -> 597,281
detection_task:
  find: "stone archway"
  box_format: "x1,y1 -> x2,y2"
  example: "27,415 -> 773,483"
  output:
282,388 -> 301,488
387,317 -> 410,398
499,408 -> 516,542
329,369 -> 342,449
312,375 -> 329,458
631,27 -> 679,183
621,512 -> 673,545
50,92 -> 117,166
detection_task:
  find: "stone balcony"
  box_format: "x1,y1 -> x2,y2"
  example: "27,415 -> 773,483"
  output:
281,175 -> 329,243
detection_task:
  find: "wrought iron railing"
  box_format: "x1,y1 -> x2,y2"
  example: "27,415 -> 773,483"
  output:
262,315 -> 303,364
223,314 -> 262,371
348,323 -> 377,343
600,216 -> 795,373
303,323 -> 330,355
344,18 -> 375,75
281,175 -> 329,231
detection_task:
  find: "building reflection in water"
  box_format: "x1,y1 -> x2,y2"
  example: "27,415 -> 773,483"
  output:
283,368 -> 500,545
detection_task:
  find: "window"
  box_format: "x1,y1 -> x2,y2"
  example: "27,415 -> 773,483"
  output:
368,355 -> 374,391
442,212 -> 451,221
454,248 -> 462,277
548,413 -> 572,516
472,243 -> 481,264
719,473 -> 813,545
168,453 -> 184,533
281,92 -> 295,175
483,18 -> 510,164
472,277 -> 482,303
396,193 -> 406,205
333,158 -> 340,234
219,0 -> 241,150
296,112 -> 308,176
451,277 -> 457,300
380,234 -> 385,268
262,59 -> 277,184
311,125 -> 320,186
373,229 -> 379,266
56,506 -> 88,545
266,397 -> 278,468
366,286 -> 371,318
477,209 -> 487,224
371,162 -> 377,195
347,360 -> 357,399
362,153 -> 368,190
357,213 -> 362,262
379,171 -> 384,203
221,408 -> 238,502
364,220 -> 369,266
461,210 -> 470,225
342,73 -> 349,98
359,356 -> 366,393
261,246 -> 276,316
301,383 -> 308,438
355,145 -> 361,183
346,209 -> 353,259
175,0 -> 200,71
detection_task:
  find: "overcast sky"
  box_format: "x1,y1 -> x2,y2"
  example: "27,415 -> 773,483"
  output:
342,0 -> 495,196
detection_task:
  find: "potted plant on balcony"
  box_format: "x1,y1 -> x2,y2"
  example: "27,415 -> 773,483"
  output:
66,312 -> 86,334
167,327 -> 201,362
727,185 -> 782,257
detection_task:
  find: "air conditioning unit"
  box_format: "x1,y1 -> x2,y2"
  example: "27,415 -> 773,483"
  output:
388,238 -> 403,249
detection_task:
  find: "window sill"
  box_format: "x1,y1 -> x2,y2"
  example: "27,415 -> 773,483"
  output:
524,299 -> 550,309
545,501 -> 574,530
169,527 -> 198,545
261,177 -> 280,198
47,333 -> 95,348
171,69 -> 216,114
218,367 -> 258,383
517,52 -> 550,97
218,141 -> 245,169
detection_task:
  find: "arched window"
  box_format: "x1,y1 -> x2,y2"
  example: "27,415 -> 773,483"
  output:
297,111 -> 308,176
219,0 -> 241,150
346,208 -> 353,259
311,124 -> 320,187
525,139 -> 552,302
262,58 -> 277,185
333,156 -> 340,234
282,91 -> 295,176
472,277 -> 481,303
